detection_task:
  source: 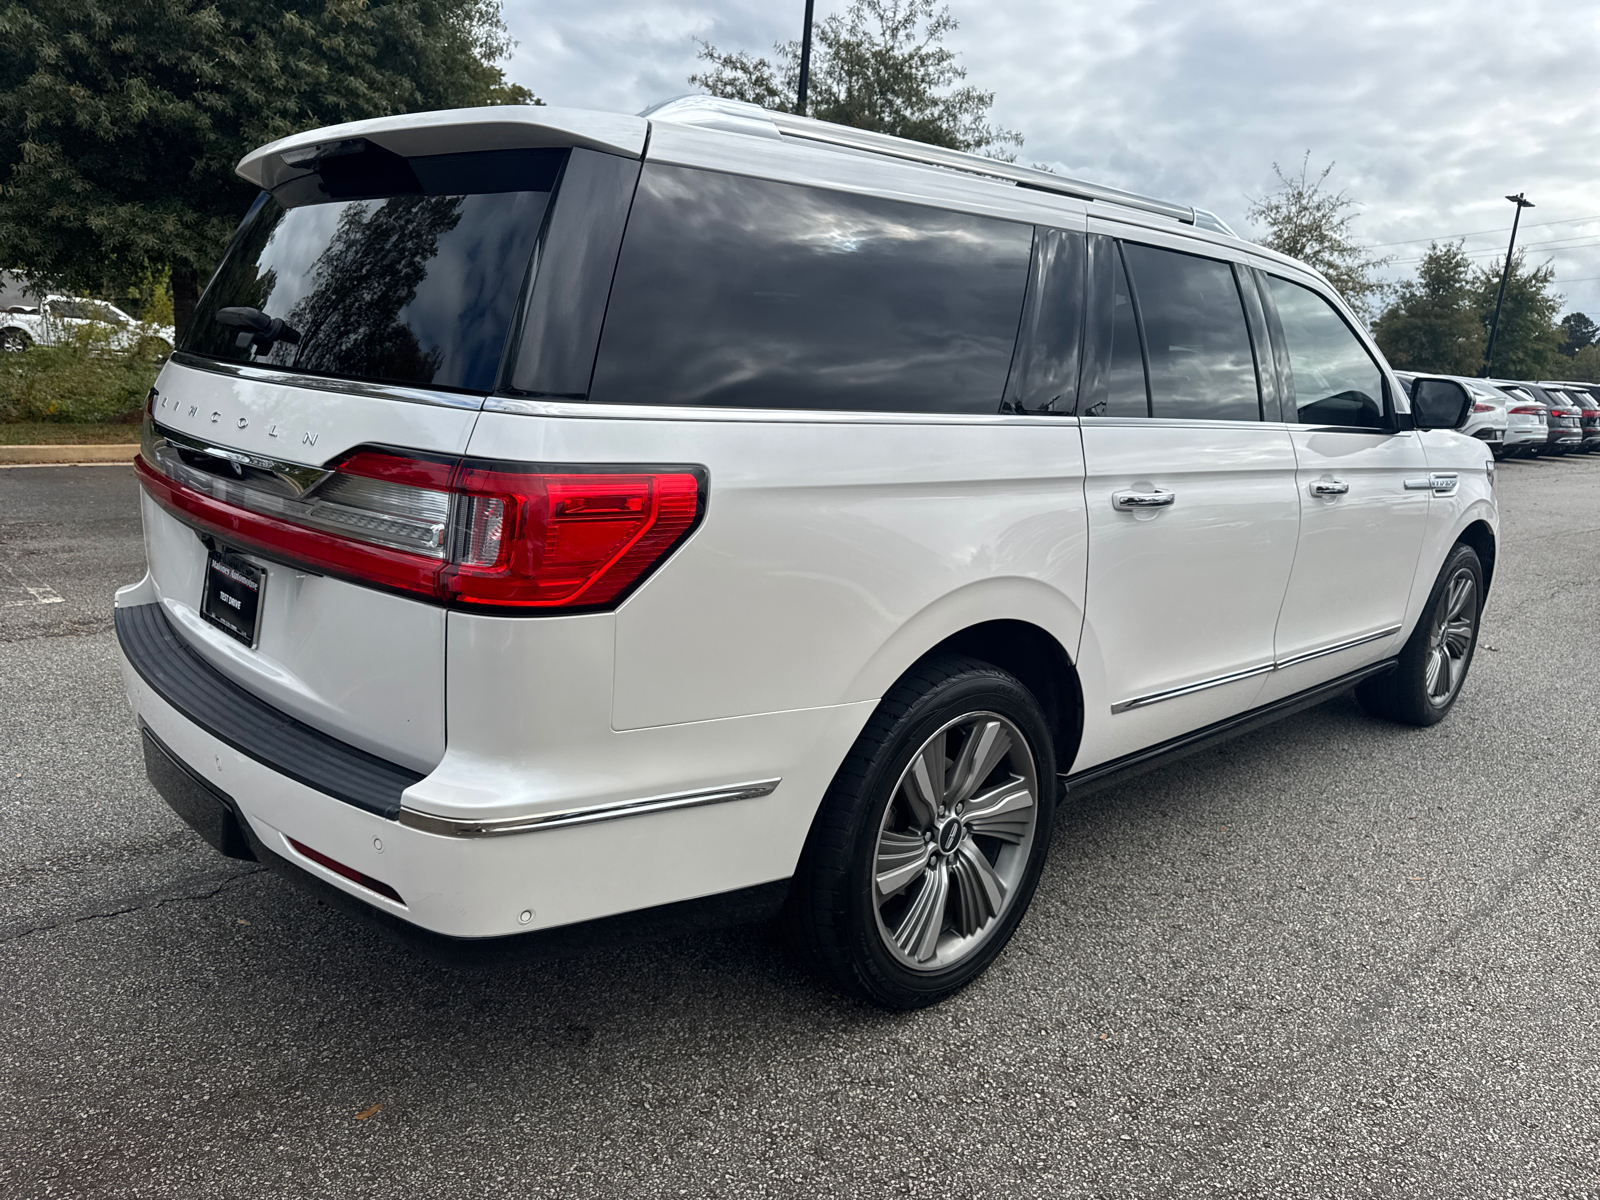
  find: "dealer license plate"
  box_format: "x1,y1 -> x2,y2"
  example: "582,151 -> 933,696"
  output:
200,549 -> 265,647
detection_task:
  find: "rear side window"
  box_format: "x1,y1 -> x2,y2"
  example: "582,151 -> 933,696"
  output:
1266,276 -> 1386,428
588,165 -> 1032,413
185,146 -> 564,393
1121,243 -> 1261,421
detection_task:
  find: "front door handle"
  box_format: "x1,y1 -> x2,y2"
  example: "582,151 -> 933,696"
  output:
1310,479 -> 1350,497
1404,473 -> 1460,494
1112,489 -> 1176,511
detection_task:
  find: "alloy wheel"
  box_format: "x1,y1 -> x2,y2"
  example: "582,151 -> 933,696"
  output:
1424,568 -> 1477,707
871,711 -> 1039,972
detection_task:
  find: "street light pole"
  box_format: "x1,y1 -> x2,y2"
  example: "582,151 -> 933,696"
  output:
1482,192 -> 1534,378
796,0 -> 815,116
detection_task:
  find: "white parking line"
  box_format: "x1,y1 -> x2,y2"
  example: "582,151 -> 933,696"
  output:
2,585 -> 64,607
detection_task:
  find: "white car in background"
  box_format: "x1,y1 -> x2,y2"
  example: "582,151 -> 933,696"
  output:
0,294 -> 175,355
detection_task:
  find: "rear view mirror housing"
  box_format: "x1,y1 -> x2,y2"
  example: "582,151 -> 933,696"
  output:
1410,377 -> 1473,431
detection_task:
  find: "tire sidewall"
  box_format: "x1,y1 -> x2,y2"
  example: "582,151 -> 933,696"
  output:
839,668 -> 1056,1006
1398,543 -> 1484,724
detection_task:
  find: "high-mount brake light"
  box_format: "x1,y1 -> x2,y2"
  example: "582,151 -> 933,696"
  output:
135,434 -> 703,612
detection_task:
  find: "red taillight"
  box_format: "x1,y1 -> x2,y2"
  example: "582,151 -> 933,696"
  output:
1472,403 -> 1494,413
442,465 -> 703,609
1508,405 -> 1545,415
135,441 -> 704,613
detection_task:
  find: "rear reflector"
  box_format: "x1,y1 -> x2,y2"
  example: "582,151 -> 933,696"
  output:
287,837 -> 405,904
136,422 -> 704,612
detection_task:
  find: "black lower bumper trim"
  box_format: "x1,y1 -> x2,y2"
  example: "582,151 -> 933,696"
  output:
115,602 -> 422,819
141,723 -> 257,861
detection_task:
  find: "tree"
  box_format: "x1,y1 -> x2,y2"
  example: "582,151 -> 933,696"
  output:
1569,343 -> 1600,383
1558,311 -> 1597,358
1246,154 -> 1391,323
1472,251 -> 1562,380
690,0 -> 1021,158
1372,242 -> 1484,375
0,0 -> 537,338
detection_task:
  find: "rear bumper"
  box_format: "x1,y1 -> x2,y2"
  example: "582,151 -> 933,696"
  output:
117,594 -> 862,943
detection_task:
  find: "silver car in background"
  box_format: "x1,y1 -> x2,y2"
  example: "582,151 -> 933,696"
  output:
1496,381 -> 1579,456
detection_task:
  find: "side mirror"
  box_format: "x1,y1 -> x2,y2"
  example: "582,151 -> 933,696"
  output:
1410,377 -> 1472,431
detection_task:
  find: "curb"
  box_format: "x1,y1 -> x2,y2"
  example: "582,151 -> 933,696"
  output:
0,444 -> 139,465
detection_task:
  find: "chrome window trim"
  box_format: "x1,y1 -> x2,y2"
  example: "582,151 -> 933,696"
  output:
483,395 -> 1082,426
1111,626 -> 1404,713
398,778 -> 782,838
169,352 -> 487,412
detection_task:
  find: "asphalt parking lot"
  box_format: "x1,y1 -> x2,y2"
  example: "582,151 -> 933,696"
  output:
3,454 -> 1599,1199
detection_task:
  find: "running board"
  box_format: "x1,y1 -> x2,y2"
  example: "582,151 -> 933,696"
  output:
1063,659 -> 1397,799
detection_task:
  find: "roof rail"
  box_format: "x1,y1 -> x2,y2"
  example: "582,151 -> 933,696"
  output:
642,97 -> 1223,230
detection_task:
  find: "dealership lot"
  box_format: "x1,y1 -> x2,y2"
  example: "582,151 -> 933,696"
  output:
2,458 -> 1599,1198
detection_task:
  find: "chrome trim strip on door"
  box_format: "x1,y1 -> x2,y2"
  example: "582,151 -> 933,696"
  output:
1110,625 -> 1404,713
169,352 -> 487,411
397,779 -> 782,838
1110,663 -> 1276,714
1273,625 -> 1403,671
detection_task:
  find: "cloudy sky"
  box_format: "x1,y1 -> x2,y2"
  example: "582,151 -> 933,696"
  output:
500,0 -> 1600,320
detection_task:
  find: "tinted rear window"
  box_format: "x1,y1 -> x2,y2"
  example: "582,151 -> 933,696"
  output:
588,164 -> 1032,413
1121,243 -> 1261,421
184,146 -> 563,393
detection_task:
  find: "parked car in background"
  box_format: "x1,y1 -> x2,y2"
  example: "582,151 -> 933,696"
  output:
1497,381 -> 1580,455
1540,381 -> 1600,452
0,294 -> 174,356
1395,373 -> 1509,458
1494,384 -> 1550,458
115,98 -> 1499,1009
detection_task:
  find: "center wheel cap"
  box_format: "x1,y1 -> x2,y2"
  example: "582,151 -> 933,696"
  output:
936,817 -> 964,855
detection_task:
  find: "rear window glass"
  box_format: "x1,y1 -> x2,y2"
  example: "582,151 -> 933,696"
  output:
184,146 -> 563,393
1121,242 -> 1261,422
588,164 -> 1032,413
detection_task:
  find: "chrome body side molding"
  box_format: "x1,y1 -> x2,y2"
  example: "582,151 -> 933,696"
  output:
399,779 -> 782,838
1110,626 -> 1405,714
169,353 -> 487,411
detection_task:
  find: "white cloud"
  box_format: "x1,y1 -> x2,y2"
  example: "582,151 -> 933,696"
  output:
503,0 -> 1600,315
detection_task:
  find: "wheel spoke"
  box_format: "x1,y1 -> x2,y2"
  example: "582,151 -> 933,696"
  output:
961,778 -> 1035,844
1443,618 -> 1474,655
892,861 -> 949,963
948,719 -> 1012,807
901,733 -> 946,829
1424,647 -> 1444,697
948,840 -> 1007,936
874,829 -> 932,899
1446,575 -> 1474,622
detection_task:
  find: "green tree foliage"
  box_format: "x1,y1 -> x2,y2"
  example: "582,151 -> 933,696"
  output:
1372,242 -> 1485,375
1473,250 -> 1563,380
1246,154 -> 1391,323
1557,311 -> 1597,358
0,0 -> 536,337
690,0 -> 1021,157
1568,343 -> 1600,383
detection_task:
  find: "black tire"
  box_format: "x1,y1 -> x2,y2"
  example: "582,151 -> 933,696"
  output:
786,654 -> 1057,1010
1356,543 -> 1483,727
1490,444 -> 1504,460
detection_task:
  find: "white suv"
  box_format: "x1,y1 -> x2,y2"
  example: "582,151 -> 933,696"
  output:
116,99 -> 1497,1008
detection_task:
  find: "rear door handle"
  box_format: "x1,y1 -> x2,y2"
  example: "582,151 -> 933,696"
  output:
1112,489 -> 1176,511
1310,479 -> 1350,497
